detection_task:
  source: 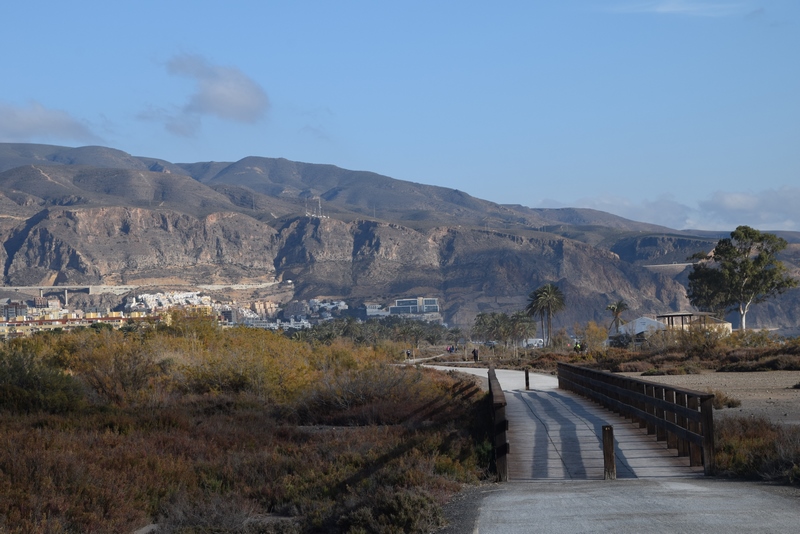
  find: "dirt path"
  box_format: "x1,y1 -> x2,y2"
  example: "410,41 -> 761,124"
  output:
622,371 -> 800,425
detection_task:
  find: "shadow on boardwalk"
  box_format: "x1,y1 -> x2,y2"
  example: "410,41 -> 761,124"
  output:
429,367 -> 800,534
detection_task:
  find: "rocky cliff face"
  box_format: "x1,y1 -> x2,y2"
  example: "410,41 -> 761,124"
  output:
1,143 -> 798,332
272,219 -> 692,328
3,207 -> 279,286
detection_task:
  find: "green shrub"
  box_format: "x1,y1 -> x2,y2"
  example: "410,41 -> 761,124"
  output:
0,349 -> 84,413
337,487 -> 444,534
678,325 -> 729,358
715,416 -> 800,483
61,329 -> 170,405
725,329 -> 780,349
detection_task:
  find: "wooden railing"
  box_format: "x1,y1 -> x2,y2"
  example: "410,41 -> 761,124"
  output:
557,363 -> 716,475
488,366 -> 509,482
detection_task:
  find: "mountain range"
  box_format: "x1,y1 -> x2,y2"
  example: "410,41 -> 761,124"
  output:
1,143 -> 798,333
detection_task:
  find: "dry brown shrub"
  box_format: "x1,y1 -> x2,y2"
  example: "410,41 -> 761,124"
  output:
617,360 -> 654,373
706,388 -> 742,409
715,415 -> 800,483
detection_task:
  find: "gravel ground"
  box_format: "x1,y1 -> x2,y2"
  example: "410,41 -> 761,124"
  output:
623,370 -> 800,425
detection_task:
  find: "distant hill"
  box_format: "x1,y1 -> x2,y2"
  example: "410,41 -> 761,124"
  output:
1,142 -> 798,332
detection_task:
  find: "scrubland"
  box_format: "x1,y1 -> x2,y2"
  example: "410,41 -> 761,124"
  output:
0,315 -> 492,533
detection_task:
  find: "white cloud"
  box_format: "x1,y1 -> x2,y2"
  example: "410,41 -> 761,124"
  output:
141,54 -> 269,137
697,188 -> 800,230
606,1 -> 751,17
560,187 -> 800,231
0,101 -> 101,143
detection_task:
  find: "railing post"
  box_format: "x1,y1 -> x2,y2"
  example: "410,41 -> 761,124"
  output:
665,389 -> 678,449
603,425 -> 616,480
676,392 -> 689,457
701,396 -> 715,475
637,381 -> 647,429
645,384 -> 656,434
688,395 -> 703,467
655,386 -> 667,441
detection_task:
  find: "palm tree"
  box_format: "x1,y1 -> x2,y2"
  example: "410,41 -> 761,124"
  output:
525,283 -> 565,347
471,312 -> 493,343
510,311 -> 536,357
606,299 -> 629,335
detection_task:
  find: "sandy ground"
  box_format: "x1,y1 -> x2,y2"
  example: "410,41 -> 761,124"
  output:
622,371 -> 800,425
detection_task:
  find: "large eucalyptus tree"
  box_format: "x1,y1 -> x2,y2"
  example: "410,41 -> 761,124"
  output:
688,225 -> 797,330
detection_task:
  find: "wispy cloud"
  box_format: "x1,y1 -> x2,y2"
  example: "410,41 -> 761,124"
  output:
0,101 -> 101,143
696,187 -> 800,230
141,54 -> 269,137
606,1 -> 751,18
561,187 -> 800,231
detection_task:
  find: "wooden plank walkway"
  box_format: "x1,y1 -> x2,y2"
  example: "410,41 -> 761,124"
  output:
431,366 -> 703,481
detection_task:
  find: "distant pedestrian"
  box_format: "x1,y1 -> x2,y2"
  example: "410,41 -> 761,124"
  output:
472,348 -> 479,362
406,349 -> 411,360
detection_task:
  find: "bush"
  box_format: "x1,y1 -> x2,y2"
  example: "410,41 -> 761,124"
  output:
573,321 -> 607,354
294,365 -> 453,426
617,360 -> 653,373
0,348 -> 84,413
725,329 -> 781,349
718,355 -> 800,372
706,389 -> 742,409
338,487 -> 444,534
715,416 -> 800,484
60,329 -> 169,406
157,493 -> 301,533
678,325 -> 729,358
640,329 -> 680,354
608,333 -> 633,349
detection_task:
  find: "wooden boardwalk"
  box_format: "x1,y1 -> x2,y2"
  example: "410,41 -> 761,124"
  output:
431,366 -> 703,480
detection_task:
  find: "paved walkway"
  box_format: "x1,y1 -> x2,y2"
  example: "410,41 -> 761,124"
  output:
430,367 -> 701,480
441,478 -> 800,533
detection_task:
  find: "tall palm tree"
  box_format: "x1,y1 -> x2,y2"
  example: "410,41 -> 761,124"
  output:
606,299 -> 629,335
510,311 -> 536,357
525,283 -> 565,347
471,312 -> 493,343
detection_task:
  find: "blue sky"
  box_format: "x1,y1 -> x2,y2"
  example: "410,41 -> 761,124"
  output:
2,1 -> 798,231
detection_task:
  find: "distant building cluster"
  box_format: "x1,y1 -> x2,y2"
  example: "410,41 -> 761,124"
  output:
0,291 -> 442,339
0,296 -> 131,339
366,297 -> 442,324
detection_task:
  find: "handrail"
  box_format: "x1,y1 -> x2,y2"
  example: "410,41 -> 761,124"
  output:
487,366 -> 508,482
557,363 -> 715,475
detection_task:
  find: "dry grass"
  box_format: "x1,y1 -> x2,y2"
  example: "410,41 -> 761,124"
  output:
0,317 -> 493,533
715,415 -> 800,484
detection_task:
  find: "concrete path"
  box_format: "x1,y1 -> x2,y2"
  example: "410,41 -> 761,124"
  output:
430,366 -> 700,480
441,478 -> 800,533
